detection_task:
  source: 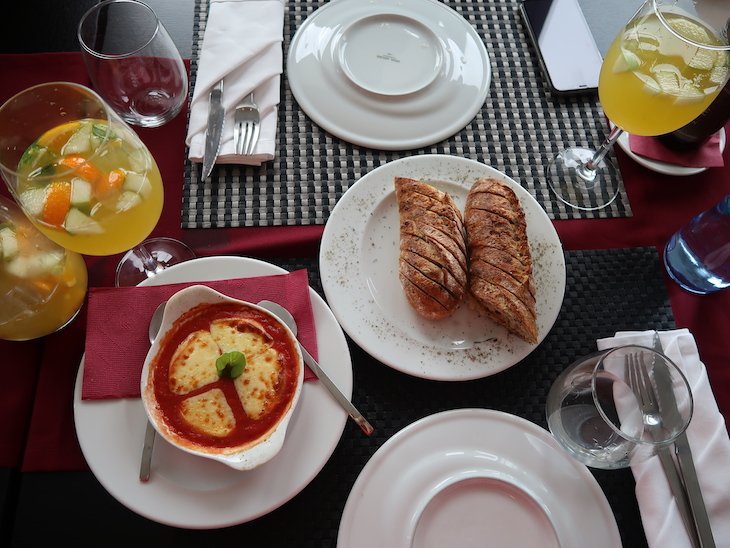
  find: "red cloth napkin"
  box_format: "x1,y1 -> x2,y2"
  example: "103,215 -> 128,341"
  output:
82,269 -> 317,400
629,131 -> 724,168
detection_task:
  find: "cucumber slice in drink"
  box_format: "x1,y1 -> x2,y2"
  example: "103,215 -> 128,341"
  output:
5,250 -> 64,278
64,208 -> 104,235
61,122 -> 93,155
70,177 -> 93,209
18,188 -> 47,218
122,172 -> 152,197
115,191 -> 142,212
0,226 -> 19,260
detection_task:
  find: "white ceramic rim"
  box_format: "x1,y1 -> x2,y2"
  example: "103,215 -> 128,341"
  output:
139,284 -> 304,471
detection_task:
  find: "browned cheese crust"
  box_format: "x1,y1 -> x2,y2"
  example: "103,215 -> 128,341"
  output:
395,177 -> 468,320
464,178 -> 537,343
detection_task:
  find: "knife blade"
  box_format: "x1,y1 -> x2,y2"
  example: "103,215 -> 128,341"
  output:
201,79 -> 225,180
653,332 -> 715,548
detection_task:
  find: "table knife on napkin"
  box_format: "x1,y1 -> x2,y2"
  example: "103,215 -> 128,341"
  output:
201,79 -> 225,180
653,332 -> 716,548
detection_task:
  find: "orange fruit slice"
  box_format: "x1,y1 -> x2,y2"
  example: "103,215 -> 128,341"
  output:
42,181 -> 72,227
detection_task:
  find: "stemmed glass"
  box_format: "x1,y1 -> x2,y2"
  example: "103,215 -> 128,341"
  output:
0,82 -> 163,256
78,0 -> 188,129
547,0 -> 730,210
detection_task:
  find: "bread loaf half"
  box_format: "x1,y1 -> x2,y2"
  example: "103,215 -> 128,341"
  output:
395,177 -> 468,320
464,178 -> 537,343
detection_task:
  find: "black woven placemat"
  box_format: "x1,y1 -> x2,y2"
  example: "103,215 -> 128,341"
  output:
181,0 -> 632,228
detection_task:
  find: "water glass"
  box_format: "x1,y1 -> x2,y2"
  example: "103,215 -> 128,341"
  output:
664,194 -> 730,295
546,345 -> 693,470
78,0 -> 188,128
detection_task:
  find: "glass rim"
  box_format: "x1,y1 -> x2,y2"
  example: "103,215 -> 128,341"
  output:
77,0 -> 162,60
652,0 -> 730,52
0,81 -> 115,180
591,343 -> 694,446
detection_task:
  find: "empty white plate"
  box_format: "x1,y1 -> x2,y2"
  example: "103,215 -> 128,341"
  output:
287,0 -> 491,150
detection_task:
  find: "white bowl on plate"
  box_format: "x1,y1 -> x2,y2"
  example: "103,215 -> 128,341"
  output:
140,285 -> 304,471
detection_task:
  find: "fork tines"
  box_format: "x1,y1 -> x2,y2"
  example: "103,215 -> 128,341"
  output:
233,93 -> 260,156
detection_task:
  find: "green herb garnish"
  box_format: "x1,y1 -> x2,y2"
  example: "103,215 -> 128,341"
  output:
92,123 -> 117,141
216,350 -> 246,379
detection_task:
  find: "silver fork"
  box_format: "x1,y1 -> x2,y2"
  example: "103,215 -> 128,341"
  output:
625,352 -> 700,548
233,92 -> 260,155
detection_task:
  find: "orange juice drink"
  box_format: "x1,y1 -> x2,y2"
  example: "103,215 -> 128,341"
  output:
599,12 -> 729,136
14,119 -> 163,255
0,196 -> 88,340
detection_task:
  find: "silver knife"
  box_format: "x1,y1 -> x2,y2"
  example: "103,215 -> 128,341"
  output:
653,332 -> 715,548
201,79 -> 225,180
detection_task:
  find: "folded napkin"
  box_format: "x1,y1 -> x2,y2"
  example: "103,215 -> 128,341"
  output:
82,269 -> 317,400
597,329 -> 730,548
186,0 -> 283,166
629,132 -> 724,168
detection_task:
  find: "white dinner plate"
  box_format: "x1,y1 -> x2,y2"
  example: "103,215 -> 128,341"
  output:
337,409 -> 621,548
287,0 -> 491,150
614,123 -> 726,176
319,154 -> 566,381
73,256 -> 351,529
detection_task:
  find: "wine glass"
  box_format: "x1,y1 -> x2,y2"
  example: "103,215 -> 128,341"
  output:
0,82 -> 164,256
547,0 -> 730,210
77,0 -> 188,128
0,195 -> 88,341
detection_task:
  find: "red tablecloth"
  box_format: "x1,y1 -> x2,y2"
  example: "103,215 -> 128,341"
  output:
1,52 -> 728,472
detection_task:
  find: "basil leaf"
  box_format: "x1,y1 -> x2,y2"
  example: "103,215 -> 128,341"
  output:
215,350 -> 246,379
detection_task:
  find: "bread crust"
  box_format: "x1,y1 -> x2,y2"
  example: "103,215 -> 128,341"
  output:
395,177 -> 468,320
465,178 -> 537,343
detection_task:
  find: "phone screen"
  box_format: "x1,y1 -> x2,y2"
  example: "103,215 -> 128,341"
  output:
520,0 -> 603,94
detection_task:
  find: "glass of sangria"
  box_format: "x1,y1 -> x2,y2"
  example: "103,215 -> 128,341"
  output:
546,0 -> 730,210
0,81 -> 164,256
0,195 -> 88,341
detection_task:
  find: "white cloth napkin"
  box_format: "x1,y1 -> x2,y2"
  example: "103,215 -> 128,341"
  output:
186,0 -> 283,166
597,329 -> 730,548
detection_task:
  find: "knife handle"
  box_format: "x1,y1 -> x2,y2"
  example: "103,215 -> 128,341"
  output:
656,447 -> 700,548
675,437 -> 716,548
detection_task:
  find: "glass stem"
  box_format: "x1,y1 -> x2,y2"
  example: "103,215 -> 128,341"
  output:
581,125 -> 624,177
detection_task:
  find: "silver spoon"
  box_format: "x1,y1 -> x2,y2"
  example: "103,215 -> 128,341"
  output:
257,300 -> 374,436
139,301 -> 166,482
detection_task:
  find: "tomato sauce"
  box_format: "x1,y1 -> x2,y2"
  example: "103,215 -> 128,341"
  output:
148,302 -> 300,450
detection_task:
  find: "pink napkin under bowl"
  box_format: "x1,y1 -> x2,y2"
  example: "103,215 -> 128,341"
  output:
629,131 -> 724,168
82,269 -> 317,400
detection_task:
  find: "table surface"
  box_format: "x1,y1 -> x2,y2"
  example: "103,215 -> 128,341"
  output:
2,1 -> 730,547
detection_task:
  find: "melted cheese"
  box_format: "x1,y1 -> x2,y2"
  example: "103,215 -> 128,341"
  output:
169,330 -> 221,395
179,388 -> 235,437
234,347 -> 282,419
209,318 -> 273,356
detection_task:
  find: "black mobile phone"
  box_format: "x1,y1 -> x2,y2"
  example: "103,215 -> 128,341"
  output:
519,0 -> 603,95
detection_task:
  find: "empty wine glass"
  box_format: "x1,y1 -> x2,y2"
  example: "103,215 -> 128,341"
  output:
547,0 -> 730,210
78,0 -> 188,128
